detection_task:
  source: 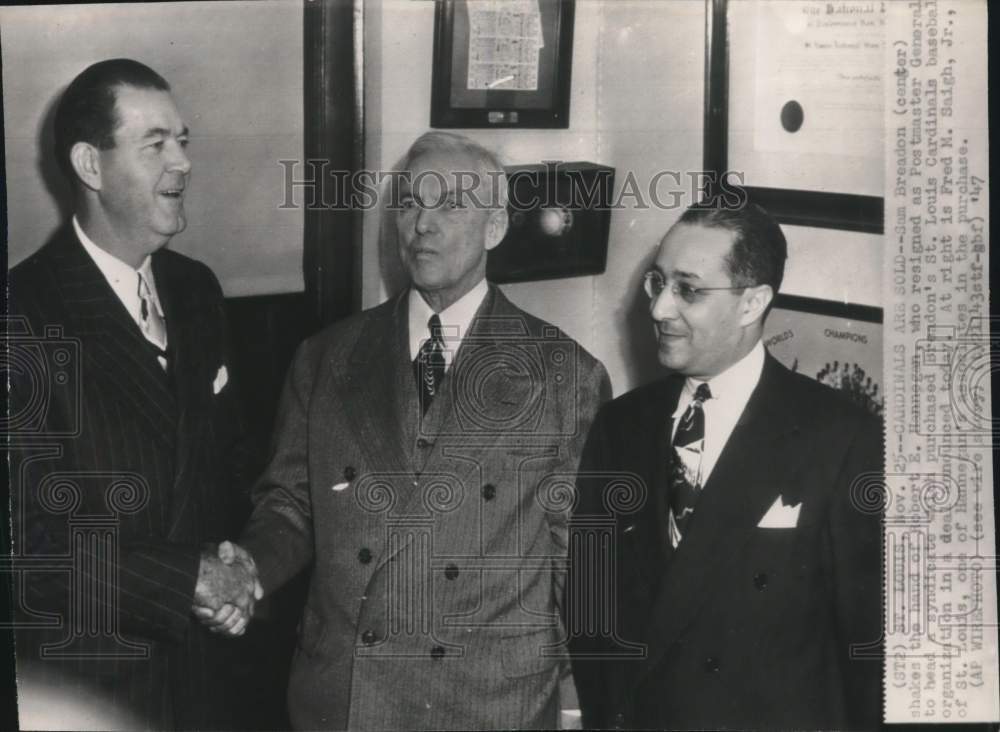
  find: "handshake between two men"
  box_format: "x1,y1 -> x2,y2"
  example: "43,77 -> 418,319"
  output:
192,541 -> 262,636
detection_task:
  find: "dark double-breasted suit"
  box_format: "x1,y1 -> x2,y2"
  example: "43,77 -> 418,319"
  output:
9,226 -> 250,729
569,353 -> 883,730
240,285 -> 610,730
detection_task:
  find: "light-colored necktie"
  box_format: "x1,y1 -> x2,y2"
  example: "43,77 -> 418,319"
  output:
137,270 -> 168,365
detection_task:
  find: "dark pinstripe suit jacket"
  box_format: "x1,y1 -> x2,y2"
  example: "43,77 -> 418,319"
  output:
9,226 -> 250,730
240,286 -> 611,730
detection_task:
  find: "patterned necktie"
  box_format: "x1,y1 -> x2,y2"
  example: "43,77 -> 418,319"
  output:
137,270 -> 168,368
414,314 -> 446,413
668,382 -> 712,546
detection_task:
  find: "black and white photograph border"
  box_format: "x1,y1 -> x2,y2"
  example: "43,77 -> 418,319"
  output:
2,0 -> 997,730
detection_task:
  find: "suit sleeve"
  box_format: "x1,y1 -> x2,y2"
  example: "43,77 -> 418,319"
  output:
8,276 -> 200,644
549,357 -> 613,617
238,339 -> 319,594
828,412 -> 884,728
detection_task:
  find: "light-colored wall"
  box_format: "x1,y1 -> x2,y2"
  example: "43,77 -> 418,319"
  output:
364,0 -> 882,396
1,1 -> 304,296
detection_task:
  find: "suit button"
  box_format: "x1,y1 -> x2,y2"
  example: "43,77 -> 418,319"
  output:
753,572 -> 768,590
444,563 -> 459,580
358,547 -> 373,564
343,465 -> 357,481
482,484 -> 496,501
416,438 -> 430,449
361,630 -> 377,645
430,645 -> 446,660
704,656 -> 720,673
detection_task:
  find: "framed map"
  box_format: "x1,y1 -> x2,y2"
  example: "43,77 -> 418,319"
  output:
431,0 -> 575,128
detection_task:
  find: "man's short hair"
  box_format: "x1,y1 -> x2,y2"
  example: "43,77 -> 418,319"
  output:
54,58 -> 170,181
398,131 -> 508,209
677,201 -> 787,293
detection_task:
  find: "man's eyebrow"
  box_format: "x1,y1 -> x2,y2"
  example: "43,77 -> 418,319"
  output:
651,265 -> 700,279
141,126 -> 189,139
672,269 -> 703,281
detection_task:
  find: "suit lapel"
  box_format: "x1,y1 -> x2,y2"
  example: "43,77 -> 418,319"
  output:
415,286 -> 535,455
620,378 -> 682,595
337,294 -> 417,477
52,228 -> 178,447
153,251 -> 213,535
377,286 -> 542,559
638,356 -> 798,678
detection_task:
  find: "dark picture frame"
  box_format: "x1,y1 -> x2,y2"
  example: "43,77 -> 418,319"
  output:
765,294 -> 884,417
703,0 -> 883,234
431,0 -> 575,128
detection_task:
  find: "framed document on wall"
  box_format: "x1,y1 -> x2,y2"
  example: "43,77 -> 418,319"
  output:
431,0 -> 574,128
705,0 -> 884,234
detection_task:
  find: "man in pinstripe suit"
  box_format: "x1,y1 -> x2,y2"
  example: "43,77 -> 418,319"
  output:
9,59 -> 259,730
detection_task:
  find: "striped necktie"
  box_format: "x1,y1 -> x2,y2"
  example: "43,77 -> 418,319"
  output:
414,314 -> 446,413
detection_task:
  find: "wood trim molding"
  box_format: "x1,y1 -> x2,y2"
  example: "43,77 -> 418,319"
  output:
303,0 -> 365,324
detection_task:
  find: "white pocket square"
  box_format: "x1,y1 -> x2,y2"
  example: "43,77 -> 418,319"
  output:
212,365 -> 229,395
757,496 -> 801,528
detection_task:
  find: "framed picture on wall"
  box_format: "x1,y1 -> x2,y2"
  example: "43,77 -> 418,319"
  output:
704,0 -> 884,234
764,294 -> 884,417
431,0 -> 574,128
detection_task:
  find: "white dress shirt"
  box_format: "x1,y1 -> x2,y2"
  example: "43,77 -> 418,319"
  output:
408,279 -> 489,370
670,340 -> 766,485
74,216 -> 165,331
74,216 -> 168,368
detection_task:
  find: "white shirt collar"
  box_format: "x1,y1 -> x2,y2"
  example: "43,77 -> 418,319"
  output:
669,339 -> 766,492
408,279 -> 489,367
73,215 -> 163,324
676,339 -> 766,413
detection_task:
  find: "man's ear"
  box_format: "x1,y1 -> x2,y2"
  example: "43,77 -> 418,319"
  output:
484,208 -> 509,251
740,284 -> 773,327
69,142 -> 102,192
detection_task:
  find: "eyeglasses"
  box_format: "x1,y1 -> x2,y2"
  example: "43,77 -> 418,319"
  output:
642,270 -> 746,305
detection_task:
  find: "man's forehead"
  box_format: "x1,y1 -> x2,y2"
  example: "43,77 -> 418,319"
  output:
656,223 -> 735,274
405,148 -> 480,173
403,150 -> 492,189
112,85 -> 184,132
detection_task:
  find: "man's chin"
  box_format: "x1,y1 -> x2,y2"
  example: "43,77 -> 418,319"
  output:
656,346 -> 686,372
406,268 -> 444,291
159,215 -> 187,237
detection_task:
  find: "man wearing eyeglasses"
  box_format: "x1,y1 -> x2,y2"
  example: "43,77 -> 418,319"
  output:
568,202 -> 882,730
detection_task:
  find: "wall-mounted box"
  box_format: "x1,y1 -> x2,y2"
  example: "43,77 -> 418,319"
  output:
488,162 -> 614,284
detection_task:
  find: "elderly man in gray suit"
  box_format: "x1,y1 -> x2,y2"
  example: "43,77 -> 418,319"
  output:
199,132 -> 610,729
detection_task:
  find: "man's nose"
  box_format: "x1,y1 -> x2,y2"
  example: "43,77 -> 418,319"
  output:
649,286 -> 680,321
168,142 -> 192,175
415,206 -> 435,234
